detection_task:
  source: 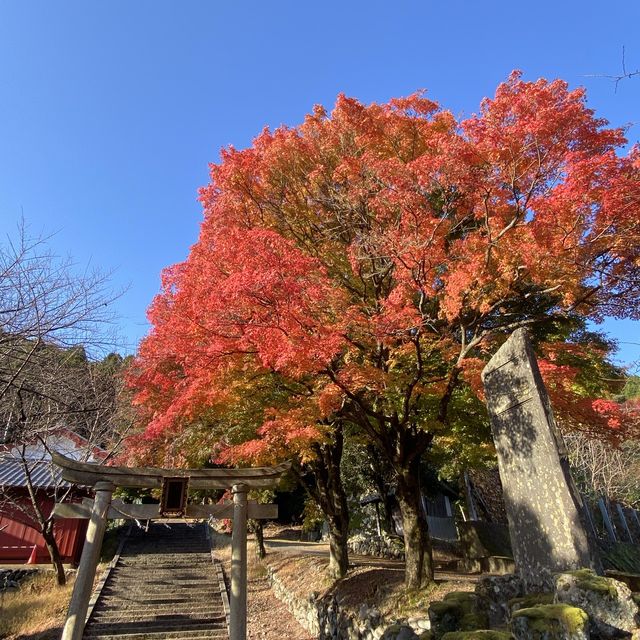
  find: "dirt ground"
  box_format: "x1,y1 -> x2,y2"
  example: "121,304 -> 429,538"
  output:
261,539 -> 477,621
212,525 -> 477,638
211,531 -> 314,640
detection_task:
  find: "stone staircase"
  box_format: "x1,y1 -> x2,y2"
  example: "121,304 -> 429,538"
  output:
83,522 -> 229,640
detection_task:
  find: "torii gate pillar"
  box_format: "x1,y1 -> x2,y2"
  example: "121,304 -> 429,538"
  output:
52,453 -> 289,640
62,481 -> 114,640
230,484 -> 248,640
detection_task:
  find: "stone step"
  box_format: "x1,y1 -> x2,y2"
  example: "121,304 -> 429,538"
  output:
96,597 -> 220,606
105,576 -> 216,582
91,600 -> 225,609
100,587 -> 219,597
109,567 -> 213,573
119,548 -> 211,552
83,523 -> 227,640
117,558 -> 212,564
100,580 -> 217,589
114,565 -> 212,572
91,607 -> 225,619
120,551 -> 210,555
86,632 -> 228,640
105,580 -> 216,588
92,606 -> 225,614
89,612 -> 226,624
119,545 -> 210,551
122,544 -> 210,549
97,592 -> 221,601
125,535 -> 207,542
84,615 -> 226,638
96,599 -> 223,611
120,557 -> 211,561
85,631 -> 228,640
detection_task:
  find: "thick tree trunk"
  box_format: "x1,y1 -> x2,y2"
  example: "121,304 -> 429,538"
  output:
314,433 -> 350,579
327,512 -> 349,578
252,519 -> 266,559
366,444 -> 394,534
42,522 -> 66,586
299,422 -> 350,579
395,457 -> 434,589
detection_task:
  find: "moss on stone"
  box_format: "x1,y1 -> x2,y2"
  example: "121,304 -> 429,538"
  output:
508,593 -> 554,609
564,569 -> 618,598
430,600 -> 462,616
460,612 -> 489,631
418,632 -> 434,640
383,624 -> 402,633
512,604 -> 588,634
441,631 -> 511,640
444,592 -> 476,604
430,593 -> 478,621
430,590 -> 485,637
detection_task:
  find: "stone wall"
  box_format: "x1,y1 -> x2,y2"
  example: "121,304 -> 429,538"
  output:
267,559 -> 640,640
347,532 -> 406,561
266,564 -> 430,640
0,567 -> 37,591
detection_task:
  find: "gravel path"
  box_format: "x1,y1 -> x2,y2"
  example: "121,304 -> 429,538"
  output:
212,533 -> 313,640
244,566 -> 314,640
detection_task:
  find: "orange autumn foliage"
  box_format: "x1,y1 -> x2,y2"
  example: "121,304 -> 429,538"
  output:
128,72 -> 640,467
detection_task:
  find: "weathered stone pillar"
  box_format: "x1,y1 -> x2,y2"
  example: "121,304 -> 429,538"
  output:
62,481 -> 114,640
230,483 -> 248,640
482,329 -> 600,588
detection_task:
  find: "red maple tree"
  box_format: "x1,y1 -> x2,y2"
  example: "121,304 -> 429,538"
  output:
129,72 -> 639,587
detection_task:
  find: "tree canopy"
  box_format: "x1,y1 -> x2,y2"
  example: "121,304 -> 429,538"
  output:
128,72 -> 640,587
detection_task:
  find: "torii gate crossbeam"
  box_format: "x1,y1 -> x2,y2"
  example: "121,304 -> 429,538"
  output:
51,452 -> 289,640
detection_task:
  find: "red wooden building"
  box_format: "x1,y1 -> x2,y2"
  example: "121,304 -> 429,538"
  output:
0,429 -> 105,564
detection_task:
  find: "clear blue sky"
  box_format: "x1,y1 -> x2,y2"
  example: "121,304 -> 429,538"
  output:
0,2 -> 638,370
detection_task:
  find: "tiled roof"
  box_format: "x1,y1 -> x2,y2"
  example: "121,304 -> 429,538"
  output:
0,455 -> 68,489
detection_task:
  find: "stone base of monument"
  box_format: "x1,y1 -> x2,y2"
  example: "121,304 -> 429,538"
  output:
457,556 -> 515,576
481,556 -> 516,575
511,604 -> 590,640
555,570 -> 639,638
468,569 -> 640,640
457,521 -> 515,577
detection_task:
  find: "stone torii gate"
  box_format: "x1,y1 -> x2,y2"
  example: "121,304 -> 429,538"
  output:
51,452 -> 289,640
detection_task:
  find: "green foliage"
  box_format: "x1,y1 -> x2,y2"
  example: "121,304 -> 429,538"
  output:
100,523 -> 128,563
620,376 -> 640,401
302,497 -> 325,532
114,487 -> 157,503
428,385 -> 495,479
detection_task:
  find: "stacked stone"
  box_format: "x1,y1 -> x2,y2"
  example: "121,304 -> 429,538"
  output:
266,565 -> 430,640
471,570 -> 639,640
347,532 -> 406,560
0,567 -> 38,592
268,560 -> 639,640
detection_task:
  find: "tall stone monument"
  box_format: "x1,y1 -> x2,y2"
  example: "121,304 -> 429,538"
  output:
481,329 -> 600,588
